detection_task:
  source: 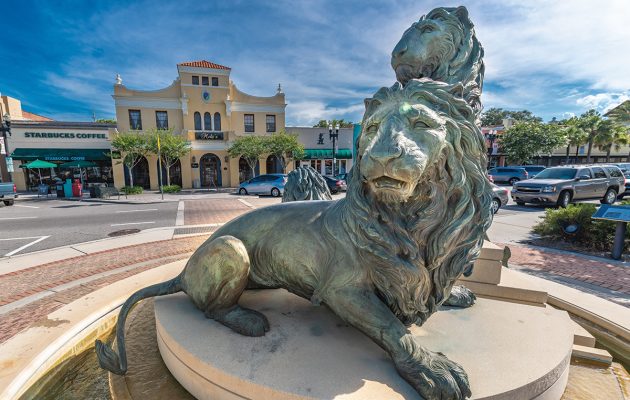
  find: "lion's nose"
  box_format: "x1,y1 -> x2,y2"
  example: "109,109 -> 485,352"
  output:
369,145 -> 403,165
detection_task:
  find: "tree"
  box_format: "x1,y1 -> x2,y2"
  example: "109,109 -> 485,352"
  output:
577,109 -> 607,164
148,128 -> 191,186
595,120 -> 629,163
312,119 -> 354,128
228,135 -> 267,178
265,130 -> 305,173
499,121 -> 566,165
563,117 -> 588,164
111,131 -> 151,187
96,118 -> 117,124
480,108 -> 542,126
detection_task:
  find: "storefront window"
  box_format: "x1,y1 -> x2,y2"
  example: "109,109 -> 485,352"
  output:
244,114 -> 255,132
129,110 -> 142,130
324,159 -> 332,176
156,111 -> 168,129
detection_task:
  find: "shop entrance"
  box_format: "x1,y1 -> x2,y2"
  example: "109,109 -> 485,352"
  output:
200,153 -> 222,187
239,157 -> 259,183
124,156 -> 150,189
266,155 -> 283,174
157,159 -> 182,187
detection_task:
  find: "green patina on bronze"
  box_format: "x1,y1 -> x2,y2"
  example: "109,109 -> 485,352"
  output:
97,6 -> 492,400
282,165 -> 332,202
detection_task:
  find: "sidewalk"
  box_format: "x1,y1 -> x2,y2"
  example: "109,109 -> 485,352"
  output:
16,188 -> 240,203
499,242 -> 630,307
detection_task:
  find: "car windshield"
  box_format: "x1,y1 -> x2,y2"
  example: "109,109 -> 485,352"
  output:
532,168 -> 576,180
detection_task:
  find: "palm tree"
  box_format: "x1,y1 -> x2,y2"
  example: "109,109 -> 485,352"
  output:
563,117 -> 588,164
594,120 -> 630,162
578,109 -> 606,163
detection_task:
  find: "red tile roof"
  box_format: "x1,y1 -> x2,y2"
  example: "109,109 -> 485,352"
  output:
22,111 -> 53,121
177,60 -> 231,70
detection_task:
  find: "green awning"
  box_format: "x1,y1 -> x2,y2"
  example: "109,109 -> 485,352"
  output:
303,148 -> 352,160
10,148 -> 112,162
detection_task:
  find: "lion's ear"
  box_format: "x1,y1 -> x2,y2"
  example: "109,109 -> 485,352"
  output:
453,6 -> 471,28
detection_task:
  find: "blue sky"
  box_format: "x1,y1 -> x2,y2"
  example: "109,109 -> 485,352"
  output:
1,0 -> 628,125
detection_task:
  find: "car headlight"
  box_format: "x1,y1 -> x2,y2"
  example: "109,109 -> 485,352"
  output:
542,185 -> 556,193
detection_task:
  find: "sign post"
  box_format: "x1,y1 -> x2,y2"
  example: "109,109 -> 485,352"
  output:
592,204 -> 630,260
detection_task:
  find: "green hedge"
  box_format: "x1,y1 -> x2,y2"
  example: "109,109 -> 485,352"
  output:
162,185 -> 181,193
533,202 -> 630,251
121,186 -> 143,195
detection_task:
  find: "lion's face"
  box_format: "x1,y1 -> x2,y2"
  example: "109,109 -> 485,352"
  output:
358,95 -> 448,203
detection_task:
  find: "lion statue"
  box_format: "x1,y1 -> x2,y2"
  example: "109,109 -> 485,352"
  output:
96,79 -> 492,400
391,6 -> 484,115
282,165 -> 332,202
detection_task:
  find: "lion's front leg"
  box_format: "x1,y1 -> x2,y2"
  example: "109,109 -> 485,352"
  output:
443,285 -> 476,308
324,287 -> 471,400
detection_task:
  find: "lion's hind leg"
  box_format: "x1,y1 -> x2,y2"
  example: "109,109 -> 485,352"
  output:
182,235 -> 269,337
443,285 -> 476,308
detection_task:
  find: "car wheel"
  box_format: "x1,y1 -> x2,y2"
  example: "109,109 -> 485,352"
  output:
238,188 -> 248,195
3,200 -> 14,206
516,201 -> 526,206
508,178 -> 519,186
491,198 -> 501,214
271,187 -> 281,197
601,188 -> 617,205
557,191 -> 571,208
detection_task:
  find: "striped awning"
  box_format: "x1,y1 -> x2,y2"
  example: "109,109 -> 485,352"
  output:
303,148 -> 352,160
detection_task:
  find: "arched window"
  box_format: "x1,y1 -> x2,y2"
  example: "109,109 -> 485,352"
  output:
214,112 -> 221,131
194,112 -> 202,130
204,112 -> 212,131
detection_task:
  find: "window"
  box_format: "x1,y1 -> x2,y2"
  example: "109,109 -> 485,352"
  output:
266,115 -> 276,132
155,111 -> 168,129
129,110 -> 142,130
214,112 -> 221,131
606,167 -> 623,178
204,112 -> 212,130
577,169 -> 592,179
244,114 -> 255,132
202,76 -> 209,86
211,77 -> 219,86
592,167 -> 606,179
192,76 -> 199,85
194,112 -> 202,130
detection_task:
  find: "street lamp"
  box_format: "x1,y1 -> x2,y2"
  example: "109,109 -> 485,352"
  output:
1,113 -> 12,180
328,122 -> 339,177
486,132 -> 497,167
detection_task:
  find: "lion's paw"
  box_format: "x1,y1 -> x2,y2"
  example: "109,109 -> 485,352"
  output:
395,348 -> 471,400
207,305 -> 270,337
443,285 -> 476,308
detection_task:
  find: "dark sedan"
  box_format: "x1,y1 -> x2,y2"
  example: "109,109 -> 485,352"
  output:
323,176 -> 347,194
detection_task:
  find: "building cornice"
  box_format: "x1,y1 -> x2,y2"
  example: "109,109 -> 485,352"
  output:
177,66 -> 231,76
112,96 -> 181,110
227,102 -> 286,114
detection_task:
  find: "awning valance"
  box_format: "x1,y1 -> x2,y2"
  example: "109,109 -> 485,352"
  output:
10,148 -> 112,162
303,148 -> 352,160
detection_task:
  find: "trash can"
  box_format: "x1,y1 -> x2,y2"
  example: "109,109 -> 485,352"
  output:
63,179 -> 73,198
72,179 -> 83,197
56,184 -> 65,198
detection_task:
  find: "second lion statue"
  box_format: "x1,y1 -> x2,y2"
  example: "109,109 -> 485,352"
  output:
96,79 -> 492,400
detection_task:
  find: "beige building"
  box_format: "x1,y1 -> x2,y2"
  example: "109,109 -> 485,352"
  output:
288,127 -> 354,176
112,60 -> 288,189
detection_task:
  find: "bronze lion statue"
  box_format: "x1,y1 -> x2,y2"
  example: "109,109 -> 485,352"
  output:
282,165 -> 332,202
391,6 -> 484,115
96,79 -> 492,400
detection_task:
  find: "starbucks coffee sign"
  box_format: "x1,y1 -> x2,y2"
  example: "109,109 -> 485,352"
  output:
24,132 -> 107,139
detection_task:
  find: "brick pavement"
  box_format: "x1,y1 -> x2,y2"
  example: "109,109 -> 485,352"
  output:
499,242 -> 630,296
184,199 -> 252,225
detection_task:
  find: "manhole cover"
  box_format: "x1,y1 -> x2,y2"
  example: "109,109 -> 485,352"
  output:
108,229 -> 141,237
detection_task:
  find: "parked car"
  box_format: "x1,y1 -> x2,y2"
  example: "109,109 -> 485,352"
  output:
0,181 -> 17,206
487,174 -> 494,183
487,167 -> 529,185
611,163 -> 630,199
323,176 -> 347,193
515,165 -> 546,178
491,184 -> 509,214
511,165 -> 625,208
335,173 -> 348,182
238,174 -> 287,197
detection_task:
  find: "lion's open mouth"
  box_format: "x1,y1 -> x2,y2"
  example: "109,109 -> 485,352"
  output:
373,176 -> 406,190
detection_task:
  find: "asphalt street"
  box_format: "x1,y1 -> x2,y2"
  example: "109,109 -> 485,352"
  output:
0,198 -> 178,256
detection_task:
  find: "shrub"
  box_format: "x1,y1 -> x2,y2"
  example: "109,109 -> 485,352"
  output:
121,185 -> 143,195
162,185 -> 181,193
533,203 -> 630,251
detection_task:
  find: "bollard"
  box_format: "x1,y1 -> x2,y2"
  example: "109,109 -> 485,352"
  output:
611,221 -> 626,260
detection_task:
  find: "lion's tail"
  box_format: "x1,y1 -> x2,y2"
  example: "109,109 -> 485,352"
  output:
95,275 -> 182,375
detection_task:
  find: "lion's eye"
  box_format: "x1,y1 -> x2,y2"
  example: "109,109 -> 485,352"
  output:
418,24 -> 434,33
414,120 -> 430,129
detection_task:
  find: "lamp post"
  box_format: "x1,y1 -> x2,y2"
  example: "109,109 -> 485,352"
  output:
328,122 -> 339,177
1,113 -> 12,181
486,132 -> 497,167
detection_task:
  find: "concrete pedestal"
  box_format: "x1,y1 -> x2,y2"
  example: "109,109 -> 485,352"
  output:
155,290 -> 573,400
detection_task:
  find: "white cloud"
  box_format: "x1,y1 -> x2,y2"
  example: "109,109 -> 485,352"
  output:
576,92 -> 630,114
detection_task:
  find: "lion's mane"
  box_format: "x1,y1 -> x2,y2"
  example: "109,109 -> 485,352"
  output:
326,79 -> 492,326
282,166 -> 332,202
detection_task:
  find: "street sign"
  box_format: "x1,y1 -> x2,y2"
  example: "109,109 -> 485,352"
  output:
592,204 -> 630,222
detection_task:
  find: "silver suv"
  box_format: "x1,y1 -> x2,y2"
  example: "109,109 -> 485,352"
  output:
511,165 -> 625,208
487,167 -> 529,185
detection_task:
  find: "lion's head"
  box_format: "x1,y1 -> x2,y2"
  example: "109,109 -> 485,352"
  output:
391,6 -> 484,114
328,79 -> 492,326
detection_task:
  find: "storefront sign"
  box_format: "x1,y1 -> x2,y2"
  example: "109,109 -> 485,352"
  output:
24,132 -> 107,139
191,163 -> 199,168
195,131 -> 224,140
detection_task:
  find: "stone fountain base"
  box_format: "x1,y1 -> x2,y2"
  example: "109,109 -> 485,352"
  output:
153,289 -> 574,400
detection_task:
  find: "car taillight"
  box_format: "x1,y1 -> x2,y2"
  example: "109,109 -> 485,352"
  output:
487,175 -> 494,182
13,184 -> 16,193
336,181 -> 342,186
524,171 -> 529,178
